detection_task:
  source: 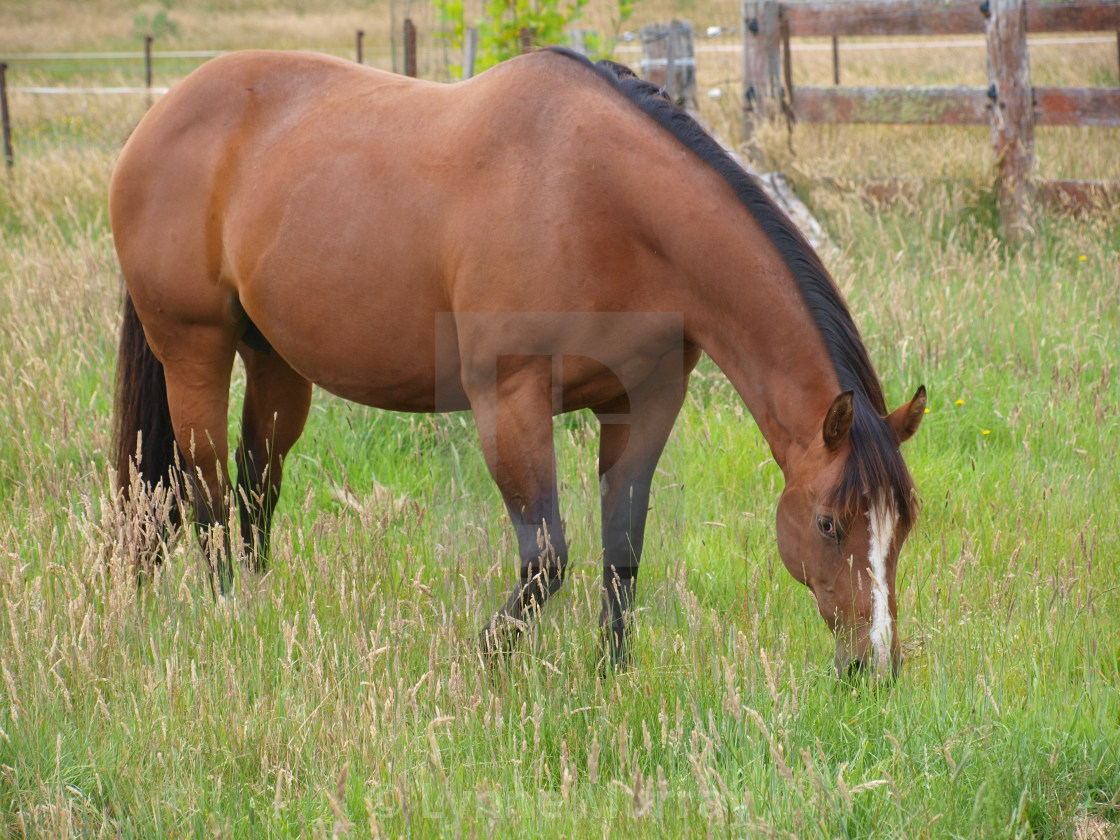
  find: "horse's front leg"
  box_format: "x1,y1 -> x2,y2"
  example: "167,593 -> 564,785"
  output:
594,350 -> 695,668
235,345 -> 312,574
468,357 -> 568,657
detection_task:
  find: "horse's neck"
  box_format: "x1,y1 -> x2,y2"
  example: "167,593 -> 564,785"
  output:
675,210 -> 840,472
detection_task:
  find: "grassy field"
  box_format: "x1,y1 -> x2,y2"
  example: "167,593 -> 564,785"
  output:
2,2 -> 1119,838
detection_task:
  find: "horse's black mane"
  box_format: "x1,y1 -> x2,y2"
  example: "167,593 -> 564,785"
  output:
550,48 -> 918,525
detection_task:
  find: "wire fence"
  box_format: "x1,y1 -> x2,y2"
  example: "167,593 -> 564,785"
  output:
3,31 -> 1112,93
1,1 -> 1115,171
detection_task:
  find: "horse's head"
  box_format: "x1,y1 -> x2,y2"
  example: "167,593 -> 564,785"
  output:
776,386 -> 926,680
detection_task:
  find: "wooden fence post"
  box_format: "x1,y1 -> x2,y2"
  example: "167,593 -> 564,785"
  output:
520,27 -> 533,54
356,29 -> 364,64
986,0 -> 1035,242
640,21 -> 697,107
404,18 -> 417,77
1,62 -> 12,169
742,0 -> 782,135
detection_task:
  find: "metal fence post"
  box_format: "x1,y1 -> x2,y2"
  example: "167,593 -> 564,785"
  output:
1,62 -> 13,169
463,27 -> 478,79
356,29 -> 364,64
144,35 -> 153,107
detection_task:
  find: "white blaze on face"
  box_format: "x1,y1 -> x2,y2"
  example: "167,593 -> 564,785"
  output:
867,493 -> 898,675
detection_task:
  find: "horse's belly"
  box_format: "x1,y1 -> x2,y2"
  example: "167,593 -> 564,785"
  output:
241,282 -> 467,412
274,327 -> 468,413
313,363 -> 469,413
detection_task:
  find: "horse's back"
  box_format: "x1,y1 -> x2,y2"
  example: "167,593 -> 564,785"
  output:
109,49 -> 702,410
111,52 -> 455,400
110,51 -> 419,263
111,48 -> 657,284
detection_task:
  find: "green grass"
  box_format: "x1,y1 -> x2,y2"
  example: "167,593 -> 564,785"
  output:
1,9 -> 1119,839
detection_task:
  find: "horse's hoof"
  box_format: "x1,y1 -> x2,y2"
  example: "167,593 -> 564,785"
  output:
478,614 -> 528,660
478,626 -> 502,657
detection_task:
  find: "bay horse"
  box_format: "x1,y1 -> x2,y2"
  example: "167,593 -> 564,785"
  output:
110,48 -> 925,678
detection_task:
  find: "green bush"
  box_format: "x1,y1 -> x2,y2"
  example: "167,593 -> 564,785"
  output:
437,0 -> 636,76
132,0 -> 179,40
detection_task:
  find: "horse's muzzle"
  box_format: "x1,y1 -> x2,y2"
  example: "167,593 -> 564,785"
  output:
836,646 -> 902,683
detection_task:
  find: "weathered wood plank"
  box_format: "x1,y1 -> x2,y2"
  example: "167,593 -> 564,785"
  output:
790,85 -> 1120,125
782,1 -> 985,37
1037,178 -> 1120,211
1027,1 -> 1120,32
822,175 -> 1120,214
791,85 -> 992,124
1035,86 -> 1120,125
780,0 -> 1120,38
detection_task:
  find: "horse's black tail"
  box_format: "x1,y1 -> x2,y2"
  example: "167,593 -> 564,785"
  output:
112,292 -> 181,527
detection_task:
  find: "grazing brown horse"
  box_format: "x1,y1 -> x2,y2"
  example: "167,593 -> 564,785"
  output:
110,48 -> 925,677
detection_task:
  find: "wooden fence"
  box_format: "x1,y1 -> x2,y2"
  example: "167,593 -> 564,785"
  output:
639,21 -> 699,107
742,0 -> 1120,238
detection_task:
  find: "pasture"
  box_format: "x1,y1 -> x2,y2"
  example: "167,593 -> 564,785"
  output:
1,1 -> 1118,837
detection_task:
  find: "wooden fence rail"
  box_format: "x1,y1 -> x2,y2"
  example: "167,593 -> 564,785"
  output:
779,0 -> 1120,36
742,0 -> 1120,239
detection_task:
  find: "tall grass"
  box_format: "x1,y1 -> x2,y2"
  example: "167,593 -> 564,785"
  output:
1,8 -> 1118,839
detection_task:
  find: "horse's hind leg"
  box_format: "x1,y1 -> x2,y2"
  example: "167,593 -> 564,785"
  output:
159,327 -> 238,593
235,346 -> 312,573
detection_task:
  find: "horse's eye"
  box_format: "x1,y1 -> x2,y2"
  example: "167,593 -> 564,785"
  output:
817,515 -> 838,541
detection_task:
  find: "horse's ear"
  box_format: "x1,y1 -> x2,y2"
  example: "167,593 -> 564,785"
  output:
822,391 -> 854,451
887,385 -> 927,444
